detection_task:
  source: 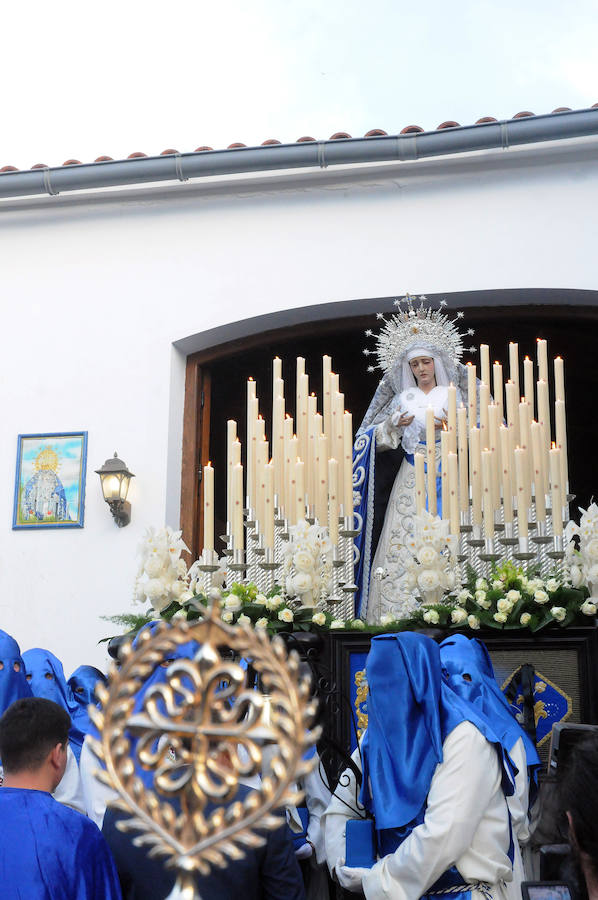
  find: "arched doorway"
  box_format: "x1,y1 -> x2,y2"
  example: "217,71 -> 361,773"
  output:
180,290 -> 598,560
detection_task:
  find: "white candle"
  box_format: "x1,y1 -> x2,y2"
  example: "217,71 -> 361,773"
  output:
505,380 -> 519,445
554,357 -> 565,403
323,356 -> 332,438
288,436 -> 299,525
232,463 -> 244,550
479,383 -> 490,447
457,406 -> 469,512
537,379 -> 551,451
549,445 -> 563,536
328,458 -> 339,546
332,391 -> 345,509
295,459 -> 305,523
480,344 -> 490,387
499,425 -> 513,523
283,415 -> 294,516
297,372 -> 309,468
317,433 -> 328,524
523,357 -> 534,416
264,460 -> 275,549
448,451 -> 459,535
531,421 -> 546,522
493,361 -> 503,423
488,403 -> 500,508
426,407 -> 437,516
415,452 -> 426,516
273,395 -> 285,500
514,448 -> 528,538
255,435 -> 268,528
537,338 -> 548,384
519,399 -> 533,490
509,342 -> 520,403
467,362 -> 477,429
202,462 -> 214,552
226,419 -> 237,525
273,357 -> 282,383
447,384 -> 457,453
342,411 -> 353,518
441,430 -> 449,521
555,399 -> 569,497
482,449 -> 495,537
470,427 -> 482,526
247,395 -> 259,508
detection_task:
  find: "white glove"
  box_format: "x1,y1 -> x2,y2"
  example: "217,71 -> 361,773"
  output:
337,864 -> 369,892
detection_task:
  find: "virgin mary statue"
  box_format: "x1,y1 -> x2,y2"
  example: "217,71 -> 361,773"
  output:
352,295 -> 478,623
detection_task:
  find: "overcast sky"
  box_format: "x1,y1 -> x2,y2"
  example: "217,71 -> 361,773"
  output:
2,0 -> 597,169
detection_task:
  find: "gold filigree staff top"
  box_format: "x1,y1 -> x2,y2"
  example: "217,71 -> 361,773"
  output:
89,595 -> 320,900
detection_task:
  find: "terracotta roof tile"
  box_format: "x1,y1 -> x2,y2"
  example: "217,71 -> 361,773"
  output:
2,105 -> 597,175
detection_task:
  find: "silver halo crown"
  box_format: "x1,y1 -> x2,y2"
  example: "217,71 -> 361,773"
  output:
363,293 -> 476,373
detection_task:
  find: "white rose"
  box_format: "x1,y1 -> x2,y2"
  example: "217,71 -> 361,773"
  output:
551,606 -> 566,622
451,608 -> 468,625
492,580 -> 503,590
224,596 -> 242,611
170,580 -> 186,599
312,612 -> 326,626
293,550 -> 315,572
475,589 -> 487,603
418,570 -> 440,592
534,590 -> 549,605
278,608 -> 294,623
467,615 -> 480,630
506,590 -> 521,602
330,619 -> 345,629
380,612 -> 395,626
144,557 -> 165,578
255,617 -> 269,629
221,611 -> 234,623
255,594 -> 268,606
493,612 -> 508,624
351,619 -> 365,630
423,609 -> 440,624
497,598 -> 513,614
417,546 -> 438,567
266,595 -> 282,610
570,564 -> 583,588
457,590 -> 472,605
546,579 -> 559,593
585,538 -> 598,561
292,572 -> 313,594
476,578 -> 488,591
237,614 -> 251,626
581,600 -> 597,616
520,613 -> 532,626
144,578 -> 166,602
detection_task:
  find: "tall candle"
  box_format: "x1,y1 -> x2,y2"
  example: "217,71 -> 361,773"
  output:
232,463 -> 244,550
295,459 -> 305,523
537,338 -> 548,384
523,357 -> 534,416
509,342 -> 520,403
514,448 -> 528,538
283,416 -> 294,516
264,461 -> 275,549
317,434 -> 328,524
519,399 -> 533,489
342,411 -> 353,518
457,406 -> 469,512
537,379 -> 550,451
505,380 -> 519,445
480,344 -> 490,387
415,452 -> 426,516
448,451 -> 459,535
499,425 -> 513,523
470,427 -> 482,526
479,383 -> 490,447
492,362 -> 503,423
481,449 -> 495,537
447,384 -> 457,453
333,391 -> 345,508
288,436 -> 299,525
488,403 -> 500,508
549,445 -> 563,536
531,421 -> 546,522
307,394 -> 318,509
202,462 -> 214,551
554,357 -> 565,403
426,407 -> 437,516
441,430 -> 449,521
467,362 -> 477,428
273,356 -> 282,382
226,419 -> 237,525
255,435 -> 268,528
297,372 -> 309,467
328,458 -> 339,546
323,356 -> 332,437
555,399 -> 569,496
246,381 -> 257,506
273,395 -> 285,500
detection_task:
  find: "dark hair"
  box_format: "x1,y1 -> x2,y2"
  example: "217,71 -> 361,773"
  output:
560,732 -> 598,877
0,697 -> 70,773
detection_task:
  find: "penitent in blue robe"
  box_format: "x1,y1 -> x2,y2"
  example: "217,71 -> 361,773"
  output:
0,787 -> 122,900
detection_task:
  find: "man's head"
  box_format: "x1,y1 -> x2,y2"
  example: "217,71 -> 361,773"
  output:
0,697 -> 70,791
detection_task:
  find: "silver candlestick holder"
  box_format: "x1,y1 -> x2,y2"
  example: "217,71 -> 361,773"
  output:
227,548 -> 248,575
195,548 -> 221,594
220,522 -> 233,555
513,535 -> 535,562
531,519 -> 552,576
258,547 -> 281,593
479,537 -> 501,578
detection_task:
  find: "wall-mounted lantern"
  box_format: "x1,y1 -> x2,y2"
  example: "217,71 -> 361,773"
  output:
95,452 -> 134,527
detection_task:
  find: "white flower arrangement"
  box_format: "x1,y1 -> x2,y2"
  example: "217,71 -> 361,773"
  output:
134,526 -> 191,613
282,519 -> 332,609
566,503 -> 598,601
404,511 -> 460,608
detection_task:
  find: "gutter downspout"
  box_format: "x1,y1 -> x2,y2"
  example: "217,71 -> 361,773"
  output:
1,107 -> 597,201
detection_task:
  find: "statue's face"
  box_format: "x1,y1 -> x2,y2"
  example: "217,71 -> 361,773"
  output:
409,356 -> 436,389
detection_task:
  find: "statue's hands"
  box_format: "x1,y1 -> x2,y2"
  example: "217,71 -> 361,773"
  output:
391,411 -> 415,428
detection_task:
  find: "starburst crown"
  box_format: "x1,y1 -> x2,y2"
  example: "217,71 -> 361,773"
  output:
363,293 -> 476,373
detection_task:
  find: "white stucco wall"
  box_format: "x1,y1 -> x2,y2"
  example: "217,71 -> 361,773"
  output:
1,134 -> 596,675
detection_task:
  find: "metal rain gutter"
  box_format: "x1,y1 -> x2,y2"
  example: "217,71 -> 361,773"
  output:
1,107 -> 597,201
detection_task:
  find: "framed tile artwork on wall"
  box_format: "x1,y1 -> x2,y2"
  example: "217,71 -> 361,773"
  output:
12,432 -> 88,529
